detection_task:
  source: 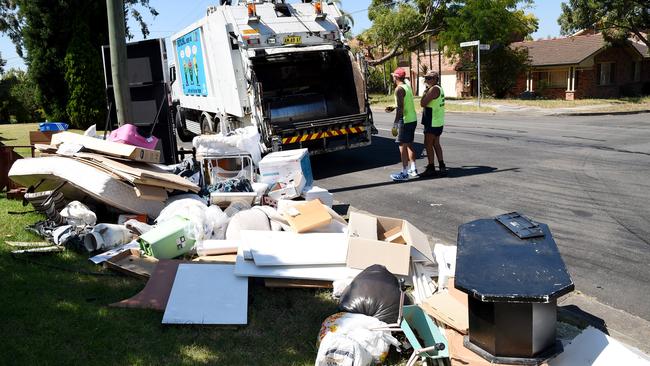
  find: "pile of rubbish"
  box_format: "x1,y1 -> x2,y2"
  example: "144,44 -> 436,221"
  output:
6,127 -> 649,366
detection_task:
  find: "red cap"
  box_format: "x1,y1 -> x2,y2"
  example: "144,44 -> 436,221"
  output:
392,68 -> 406,79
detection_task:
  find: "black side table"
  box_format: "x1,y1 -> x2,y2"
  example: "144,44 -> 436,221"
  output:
456,212 -> 574,364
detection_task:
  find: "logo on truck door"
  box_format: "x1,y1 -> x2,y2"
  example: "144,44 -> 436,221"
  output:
176,28 -> 208,97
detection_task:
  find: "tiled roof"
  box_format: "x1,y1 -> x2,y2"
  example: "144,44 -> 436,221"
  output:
511,34 -> 606,66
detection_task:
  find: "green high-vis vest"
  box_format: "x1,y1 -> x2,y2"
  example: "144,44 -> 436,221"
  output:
427,85 -> 445,127
395,83 -> 417,123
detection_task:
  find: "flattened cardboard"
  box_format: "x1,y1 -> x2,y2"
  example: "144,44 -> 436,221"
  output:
346,211 -> 435,276
110,259 -> 183,311
421,286 -> 469,334
105,249 -> 159,280
51,131 -> 160,163
134,184 -> 168,201
284,200 -> 332,233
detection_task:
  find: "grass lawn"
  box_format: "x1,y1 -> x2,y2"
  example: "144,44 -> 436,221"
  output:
0,187 -> 417,365
369,94 -> 496,113
480,95 -> 650,109
0,193 -> 360,365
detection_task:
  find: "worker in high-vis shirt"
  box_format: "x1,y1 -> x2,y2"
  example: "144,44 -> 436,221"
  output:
419,71 -> 447,178
386,68 -> 418,182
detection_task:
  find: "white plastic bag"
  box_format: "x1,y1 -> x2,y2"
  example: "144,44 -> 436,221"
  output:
60,201 -> 97,227
316,312 -> 399,366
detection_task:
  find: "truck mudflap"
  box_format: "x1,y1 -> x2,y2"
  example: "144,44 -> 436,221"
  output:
274,113 -> 371,155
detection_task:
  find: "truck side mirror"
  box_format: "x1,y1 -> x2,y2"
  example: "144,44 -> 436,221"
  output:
169,65 -> 176,84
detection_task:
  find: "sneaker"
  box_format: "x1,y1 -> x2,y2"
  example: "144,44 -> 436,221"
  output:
390,171 -> 409,182
371,125 -> 379,135
420,164 -> 437,178
408,168 -> 419,178
438,163 -> 448,177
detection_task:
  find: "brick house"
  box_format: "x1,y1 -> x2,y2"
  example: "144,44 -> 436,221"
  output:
510,33 -> 650,100
406,41 -> 470,98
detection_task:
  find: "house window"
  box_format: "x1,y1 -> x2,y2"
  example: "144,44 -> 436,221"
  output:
632,61 -> 641,82
548,70 -> 567,88
598,62 -> 615,85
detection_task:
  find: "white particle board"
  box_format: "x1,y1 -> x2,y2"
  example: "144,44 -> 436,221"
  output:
162,264 -> 248,325
234,246 -> 359,281
241,230 -> 347,266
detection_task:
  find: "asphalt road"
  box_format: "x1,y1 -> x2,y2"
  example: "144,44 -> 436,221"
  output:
311,111 -> 650,321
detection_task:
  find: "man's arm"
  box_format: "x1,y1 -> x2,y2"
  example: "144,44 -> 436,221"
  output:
394,86 -> 405,123
421,85 -> 440,107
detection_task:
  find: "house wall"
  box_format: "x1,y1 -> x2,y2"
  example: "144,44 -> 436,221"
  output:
509,44 -> 649,99
409,48 -> 464,97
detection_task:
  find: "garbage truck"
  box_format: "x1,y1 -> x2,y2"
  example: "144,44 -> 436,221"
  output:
169,0 -> 373,155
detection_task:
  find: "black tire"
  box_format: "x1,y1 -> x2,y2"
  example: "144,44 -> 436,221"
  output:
174,107 -> 195,142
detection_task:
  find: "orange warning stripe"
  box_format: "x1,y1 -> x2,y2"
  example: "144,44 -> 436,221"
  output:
282,126 -> 366,144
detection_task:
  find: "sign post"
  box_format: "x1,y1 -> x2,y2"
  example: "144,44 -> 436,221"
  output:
460,41 -> 490,107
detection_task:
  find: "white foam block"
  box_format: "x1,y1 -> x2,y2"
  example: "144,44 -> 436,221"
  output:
162,264 -> 248,325
549,326 -> 650,366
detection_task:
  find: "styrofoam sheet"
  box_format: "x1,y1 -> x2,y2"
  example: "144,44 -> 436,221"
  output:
548,326 -> 650,366
234,246 -> 360,281
162,264 -> 248,325
242,230 -> 347,266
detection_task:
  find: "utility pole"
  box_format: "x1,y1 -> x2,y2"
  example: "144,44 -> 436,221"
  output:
106,0 -> 132,126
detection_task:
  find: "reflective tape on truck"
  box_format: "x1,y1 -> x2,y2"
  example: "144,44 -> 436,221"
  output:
281,126 -> 366,145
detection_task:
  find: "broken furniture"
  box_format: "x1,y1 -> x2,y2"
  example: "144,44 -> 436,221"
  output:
1,143 -> 22,190
456,212 -> 574,364
199,152 -> 256,207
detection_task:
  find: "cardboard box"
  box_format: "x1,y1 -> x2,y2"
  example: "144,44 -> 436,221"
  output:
346,211 -> 435,276
259,148 -> 313,199
51,131 -> 161,163
284,200 -> 332,233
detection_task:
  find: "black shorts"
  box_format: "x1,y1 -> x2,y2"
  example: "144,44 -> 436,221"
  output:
396,121 -> 416,144
422,107 -> 444,136
424,125 -> 444,136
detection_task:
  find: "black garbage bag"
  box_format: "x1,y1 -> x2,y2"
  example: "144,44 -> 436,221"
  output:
338,264 -> 406,324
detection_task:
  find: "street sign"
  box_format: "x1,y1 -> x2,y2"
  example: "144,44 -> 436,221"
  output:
460,40 -> 479,47
479,44 -> 490,50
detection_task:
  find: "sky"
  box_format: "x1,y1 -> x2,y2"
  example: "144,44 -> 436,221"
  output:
0,0 -> 566,71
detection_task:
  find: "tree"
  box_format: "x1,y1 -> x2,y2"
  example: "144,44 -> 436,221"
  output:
435,0 -> 537,99
0,68 -> 41,123
483,45 -> 530,98
437,0 -> 538,57
362,0 -> 447,66
0,0 -> 157,127
559,0 -> 650,51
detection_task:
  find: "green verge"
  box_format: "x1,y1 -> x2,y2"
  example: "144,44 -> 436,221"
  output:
369,94 -> 496,113
0,193 -> 362,366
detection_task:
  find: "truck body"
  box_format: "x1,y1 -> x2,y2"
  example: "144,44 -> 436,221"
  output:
170,0 -> 372,154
